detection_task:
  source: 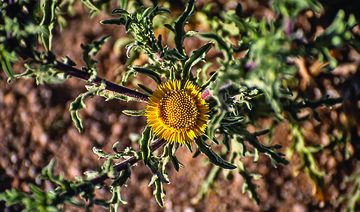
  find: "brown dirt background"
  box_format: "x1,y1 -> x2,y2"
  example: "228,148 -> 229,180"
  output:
1,0 -> 360,211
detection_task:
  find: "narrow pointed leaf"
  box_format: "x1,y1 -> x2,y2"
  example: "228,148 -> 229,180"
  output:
112,9 -> 129,15
122,109 -> 146,116
195,138 -> 236,169
169,143 -> 180,172
133,67 -> 162,84
174,0 -> 196,56
183,43 -> 213,80
141,126 -> 152,165
138,84 -> 154,95
153,177 -> 165,207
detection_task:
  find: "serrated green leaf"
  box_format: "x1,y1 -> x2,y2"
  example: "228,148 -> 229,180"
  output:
0,50 -> 16,81
115,186 -> 127,205
93,147 -> 107,158
200,71 -> 217,91
251,129 -> 269,137
102,90 -> 148,102
62,56 -> 76,66
207,110 -> 225,143
149,7 -> 171,21
121,69 -> 137,86
101,18 -> 126,25
182,43 -> 213,81
112,164 -> 131,188
221,116 -> 246,126
141,126 -> 152,165
112,8 -> 129,15
70,110 -> 83,132
169,143 -> 180,172
191,165 -> 221,204
125,17 -> 134,31
239,168 -> 260,205
222,132 -> 230,151
40,0 -> 58,51
69,92 -> 94,132
142,7 -> 153,19
164,24 -> 175,32
173,0 -> 196,56
122,109 -> 146,116
29,184 -> 45,198
40,159 -> 56,179
153,177 -> 165,207
81,0 -> 101,11
104,157 -> 116,178
162,48 -> 187,61
244,132 -> 289,166
133,67 -> 162,84
138,84 -> 153,95
195,137 -> 236,169
81,35 -> 111,82
201,33 -> 232,60
69,94 -> 88,111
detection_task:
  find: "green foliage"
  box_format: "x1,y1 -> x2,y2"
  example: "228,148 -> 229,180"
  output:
132,67 -> 162,84
173,0 -> 196,57
69,81 -> 106,132
237,164 -> 261,205
81,34 -> 112,82
81,0 -> 111,17
338,162 -> 360,212
149,175 -> 165,207
195,137 -> 237,169
0,0 -> 359,210
272,0 -> 323,18
0,159 -> 102,211
190,164 -> 221,204
0,1 -> 40,81
288,124 -> 325,193
14,51 -> 69,84
140,126 -> 152,165
183,42 -> 213,82
314,10 -> 358,68
40,0 -> 59,51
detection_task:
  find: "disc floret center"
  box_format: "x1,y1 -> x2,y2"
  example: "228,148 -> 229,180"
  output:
160,90 -> 199,130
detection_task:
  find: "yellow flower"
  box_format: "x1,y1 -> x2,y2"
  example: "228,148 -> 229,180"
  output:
145,80 -> 209,144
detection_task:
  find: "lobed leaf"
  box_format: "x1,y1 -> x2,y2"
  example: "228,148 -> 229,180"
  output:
169,143 -> 180,172
138,83 -> 154,95
149,176 -> 165,207
133,67 -> 162,84
195,137 -> 236,169
122,109 -> 146,116
40,0 -> 58,51
182,43 -> 213,81
173,0 -> 196,56
140,126 -> 152,165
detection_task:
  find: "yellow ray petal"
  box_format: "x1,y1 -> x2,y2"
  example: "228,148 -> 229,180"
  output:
145,80 -> 209,144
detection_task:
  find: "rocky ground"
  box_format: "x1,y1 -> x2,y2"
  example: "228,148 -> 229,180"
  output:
1,1 -> 359,211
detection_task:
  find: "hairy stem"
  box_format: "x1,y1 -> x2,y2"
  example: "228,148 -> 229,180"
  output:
54,61 -> 150,102
18,50 -> 150,102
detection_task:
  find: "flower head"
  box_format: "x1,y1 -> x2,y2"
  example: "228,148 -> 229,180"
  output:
145,80 -> 209,144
